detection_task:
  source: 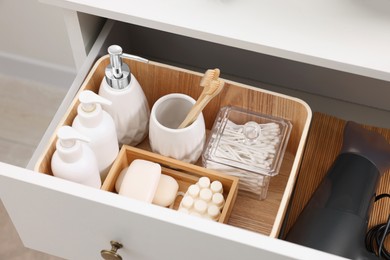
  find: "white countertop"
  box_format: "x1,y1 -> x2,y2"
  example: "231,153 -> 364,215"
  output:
43,0 -> 390,81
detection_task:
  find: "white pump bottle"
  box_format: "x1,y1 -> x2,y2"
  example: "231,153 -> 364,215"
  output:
99,45 -> 150,146
72,90 -> 119,181
51,126 -> 101,188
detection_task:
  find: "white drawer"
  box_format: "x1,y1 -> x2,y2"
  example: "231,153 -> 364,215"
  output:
0,20 -> 343,260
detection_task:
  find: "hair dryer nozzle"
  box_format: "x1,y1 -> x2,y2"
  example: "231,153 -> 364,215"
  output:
341,121 -> 390,175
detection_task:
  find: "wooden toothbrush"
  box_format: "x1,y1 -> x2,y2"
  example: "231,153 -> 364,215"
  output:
198,68 -> 220,100
178,70 -> 224,129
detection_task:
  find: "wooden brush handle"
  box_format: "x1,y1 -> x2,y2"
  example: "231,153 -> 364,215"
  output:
178,95 -> 211,129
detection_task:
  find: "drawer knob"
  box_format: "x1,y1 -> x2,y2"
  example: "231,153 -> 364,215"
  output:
101,240 -> 123,260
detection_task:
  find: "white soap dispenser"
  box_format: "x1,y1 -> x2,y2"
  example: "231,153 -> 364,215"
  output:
98,45 -> 150,146
72,90 -> 119,181
51,126 -> 101,188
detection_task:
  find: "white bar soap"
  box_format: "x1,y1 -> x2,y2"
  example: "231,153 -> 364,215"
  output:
119,159 -> 161,203
152,174 -> 179,207
115,166 -> 128,193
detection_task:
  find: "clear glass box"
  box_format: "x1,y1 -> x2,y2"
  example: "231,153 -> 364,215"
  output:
202,106 -> 292,200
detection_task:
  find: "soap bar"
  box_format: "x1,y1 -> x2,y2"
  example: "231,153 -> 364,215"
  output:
152,174 -> 179,207
116,166 -> 179,207
178,176 -> 225,221
118,159 -> 161,203
115,166 -> 128,192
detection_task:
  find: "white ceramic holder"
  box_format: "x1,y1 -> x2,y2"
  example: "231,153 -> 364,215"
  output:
149,93 -> 206,164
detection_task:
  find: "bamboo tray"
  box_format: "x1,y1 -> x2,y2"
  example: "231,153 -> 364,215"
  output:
34,55 -> 312,238
102,145 -> 239,223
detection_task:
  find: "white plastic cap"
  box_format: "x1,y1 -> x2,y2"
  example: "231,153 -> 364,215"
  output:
210,180 -> 223,194
207,204 -> 221,220
181,195 -> 194,209
57,126 -> 90,148
79,90 -> 112,112
199,188 -> 213,202
212,193 -> 225,208
194,200 -> 207,214
188,184 -> 200,198
198,177 -> 210,189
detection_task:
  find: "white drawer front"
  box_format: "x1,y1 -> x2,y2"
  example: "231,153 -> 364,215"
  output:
0,163 -> 343,260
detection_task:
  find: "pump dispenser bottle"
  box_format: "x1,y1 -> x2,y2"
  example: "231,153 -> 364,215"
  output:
99,45 -> 150,146
51,126 -> 101,188
72,90 -> 119,181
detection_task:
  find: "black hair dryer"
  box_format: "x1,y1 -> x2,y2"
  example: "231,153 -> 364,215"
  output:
286,122 -> 390,259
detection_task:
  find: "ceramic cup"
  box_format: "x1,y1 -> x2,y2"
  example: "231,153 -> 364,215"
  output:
149,93 -> 206,164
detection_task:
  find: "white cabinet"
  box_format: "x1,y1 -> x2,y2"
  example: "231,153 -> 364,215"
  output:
10,0 -> 390,255
40,0 -> 390,121
2,0 -> 390,257
41,0 -> 390,81
0,19 -> 348,260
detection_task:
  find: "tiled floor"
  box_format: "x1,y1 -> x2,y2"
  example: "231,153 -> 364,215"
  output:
0,74 -> 66,259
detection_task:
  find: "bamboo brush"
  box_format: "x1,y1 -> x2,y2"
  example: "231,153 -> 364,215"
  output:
178,77 -> 224,129
191,68 -> 221,110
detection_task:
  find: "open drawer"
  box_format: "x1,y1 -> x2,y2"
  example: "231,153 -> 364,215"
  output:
0,21 -> 348,260
36,52 -> 311,234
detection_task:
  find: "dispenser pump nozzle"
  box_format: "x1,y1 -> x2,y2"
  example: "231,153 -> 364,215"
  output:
108,45 -> 124,79
79,90 -> 112,112
105,45 -> 131,89
57,126 -> 90,148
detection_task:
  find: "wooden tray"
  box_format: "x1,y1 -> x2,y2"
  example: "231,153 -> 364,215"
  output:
34,55 -> 312,238
102,145 -> 239,223
284,112 -> 390,247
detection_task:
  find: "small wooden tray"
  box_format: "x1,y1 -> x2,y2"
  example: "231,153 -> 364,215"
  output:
34,54 -> 312,237
101,145 -> 239,223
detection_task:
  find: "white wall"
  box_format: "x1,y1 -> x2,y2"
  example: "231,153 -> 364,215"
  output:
0,0 -> 77,87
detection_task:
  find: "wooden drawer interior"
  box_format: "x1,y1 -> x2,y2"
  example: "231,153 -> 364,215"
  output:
34,55 -> 311,238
